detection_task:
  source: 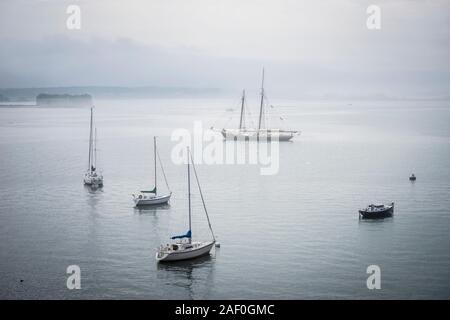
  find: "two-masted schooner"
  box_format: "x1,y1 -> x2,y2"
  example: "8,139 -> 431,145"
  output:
220,69 -> 299,141
84,107 -> 104,187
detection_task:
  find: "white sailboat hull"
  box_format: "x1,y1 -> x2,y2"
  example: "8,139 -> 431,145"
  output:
84,173 -> 103,186
134,193 -> 171,206
156,241 -> 215,262
221,128 -> 298,141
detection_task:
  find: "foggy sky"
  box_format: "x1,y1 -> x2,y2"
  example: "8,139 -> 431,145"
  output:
0,0 -> 449,99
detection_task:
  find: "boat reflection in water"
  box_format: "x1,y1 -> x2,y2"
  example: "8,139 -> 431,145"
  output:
84,184 -> 104,211
156,254 -> 216,299
134,203 -> 171,215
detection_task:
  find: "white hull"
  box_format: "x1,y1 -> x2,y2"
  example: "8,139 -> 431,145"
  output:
134,193 -> 171,206
156,241 -> 215,262
84,173 -> 103,186
221,128 -> 298,141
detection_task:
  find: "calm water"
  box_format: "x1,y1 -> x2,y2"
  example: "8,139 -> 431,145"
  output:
0,99 -> 449,299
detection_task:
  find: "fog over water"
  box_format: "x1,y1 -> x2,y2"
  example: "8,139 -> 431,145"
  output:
0,99 -> 449,299
0,0 -> 449,299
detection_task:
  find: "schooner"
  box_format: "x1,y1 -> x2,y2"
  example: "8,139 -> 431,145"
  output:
220,69 -> 299,141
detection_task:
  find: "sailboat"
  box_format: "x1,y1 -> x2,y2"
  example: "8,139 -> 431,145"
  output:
156,147 -> 216,262
133,137 -> 172,206
220,69 -> 299,141
84,107 -> 103,187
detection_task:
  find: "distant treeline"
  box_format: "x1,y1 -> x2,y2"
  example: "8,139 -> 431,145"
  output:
36,93 -> 93,107
0,86 -> 222,102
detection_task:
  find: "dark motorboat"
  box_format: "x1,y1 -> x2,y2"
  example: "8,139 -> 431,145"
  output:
409,174 -> 416,181
359,202 -> 394,219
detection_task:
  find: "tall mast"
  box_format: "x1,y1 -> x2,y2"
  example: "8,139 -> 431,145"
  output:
94,128 -> 97,169
189,151 -> 216,243
154,136 -> 157,193
239,89 -> 245,130
258,68 -> 265,130
187,147 -> 192,243
88,107 -> 93,172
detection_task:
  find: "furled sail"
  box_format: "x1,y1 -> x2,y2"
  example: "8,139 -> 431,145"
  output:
140,187 -> 156,193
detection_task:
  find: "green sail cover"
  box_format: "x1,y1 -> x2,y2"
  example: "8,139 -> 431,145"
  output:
141,187 -> 156,193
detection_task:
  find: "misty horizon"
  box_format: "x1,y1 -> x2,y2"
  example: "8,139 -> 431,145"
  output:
1,85 -> 449,102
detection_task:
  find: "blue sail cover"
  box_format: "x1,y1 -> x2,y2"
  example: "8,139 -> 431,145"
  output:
171,230 -> 191,240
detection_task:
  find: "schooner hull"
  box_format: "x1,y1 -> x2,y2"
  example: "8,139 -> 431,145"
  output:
221,129 -> 297,141
156,241 -> 215,262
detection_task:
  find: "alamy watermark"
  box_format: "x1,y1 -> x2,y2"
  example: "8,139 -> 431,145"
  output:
366,5 -> 381,30
171,122 -> 280,175
66,265 -> 81,289
366,265 -> 381,290
66,4 -> 81,30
